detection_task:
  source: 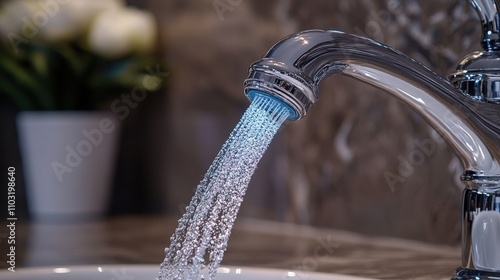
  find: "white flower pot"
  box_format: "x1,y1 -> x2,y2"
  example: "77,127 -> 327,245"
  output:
17,111 -> 121,221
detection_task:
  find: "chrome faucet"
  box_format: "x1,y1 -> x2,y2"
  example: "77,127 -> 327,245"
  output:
243,0 -> 500,279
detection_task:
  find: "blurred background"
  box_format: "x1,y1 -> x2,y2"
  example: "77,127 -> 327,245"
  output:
0,0 -> 481,247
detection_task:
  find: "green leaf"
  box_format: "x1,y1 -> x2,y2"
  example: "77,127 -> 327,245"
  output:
0,51 -> 55,109
0,38 -> 167,111
0,74 -> 36,110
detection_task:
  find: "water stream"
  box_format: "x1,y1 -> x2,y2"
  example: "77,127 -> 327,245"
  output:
158,93 -> 290,280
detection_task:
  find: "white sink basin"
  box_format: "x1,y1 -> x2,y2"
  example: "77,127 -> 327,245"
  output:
0,265 -> 375,279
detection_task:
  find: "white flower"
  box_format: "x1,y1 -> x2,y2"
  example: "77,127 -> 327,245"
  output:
0,0 -> 124,43
87,7 -> 157,58
40,0 -> 124,42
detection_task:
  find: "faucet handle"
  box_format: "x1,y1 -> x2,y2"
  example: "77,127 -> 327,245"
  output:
448,1 -> 500,102
470,0 -> 500,51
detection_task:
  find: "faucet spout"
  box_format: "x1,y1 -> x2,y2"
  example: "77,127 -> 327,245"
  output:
244,30 -> 500,180
244,29 -> 500,277
244,2 -> 500,277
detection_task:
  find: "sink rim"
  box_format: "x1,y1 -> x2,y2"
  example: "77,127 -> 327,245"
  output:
0,264 -> 376,280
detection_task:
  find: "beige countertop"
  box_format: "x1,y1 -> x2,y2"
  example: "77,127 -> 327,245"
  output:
10,216 -> 461,279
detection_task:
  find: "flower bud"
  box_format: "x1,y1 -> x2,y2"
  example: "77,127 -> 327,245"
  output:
87,7 -> 157,58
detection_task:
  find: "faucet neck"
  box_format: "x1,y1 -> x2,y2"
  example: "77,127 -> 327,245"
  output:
244,30 -> 500,180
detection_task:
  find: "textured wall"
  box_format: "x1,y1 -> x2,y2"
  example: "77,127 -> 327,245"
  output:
139,0 -> 481,245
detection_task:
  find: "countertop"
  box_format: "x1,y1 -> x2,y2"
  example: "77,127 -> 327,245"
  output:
9,216 -> 461,279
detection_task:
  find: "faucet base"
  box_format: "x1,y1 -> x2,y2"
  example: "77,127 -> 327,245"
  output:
452,267 -> 500,279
